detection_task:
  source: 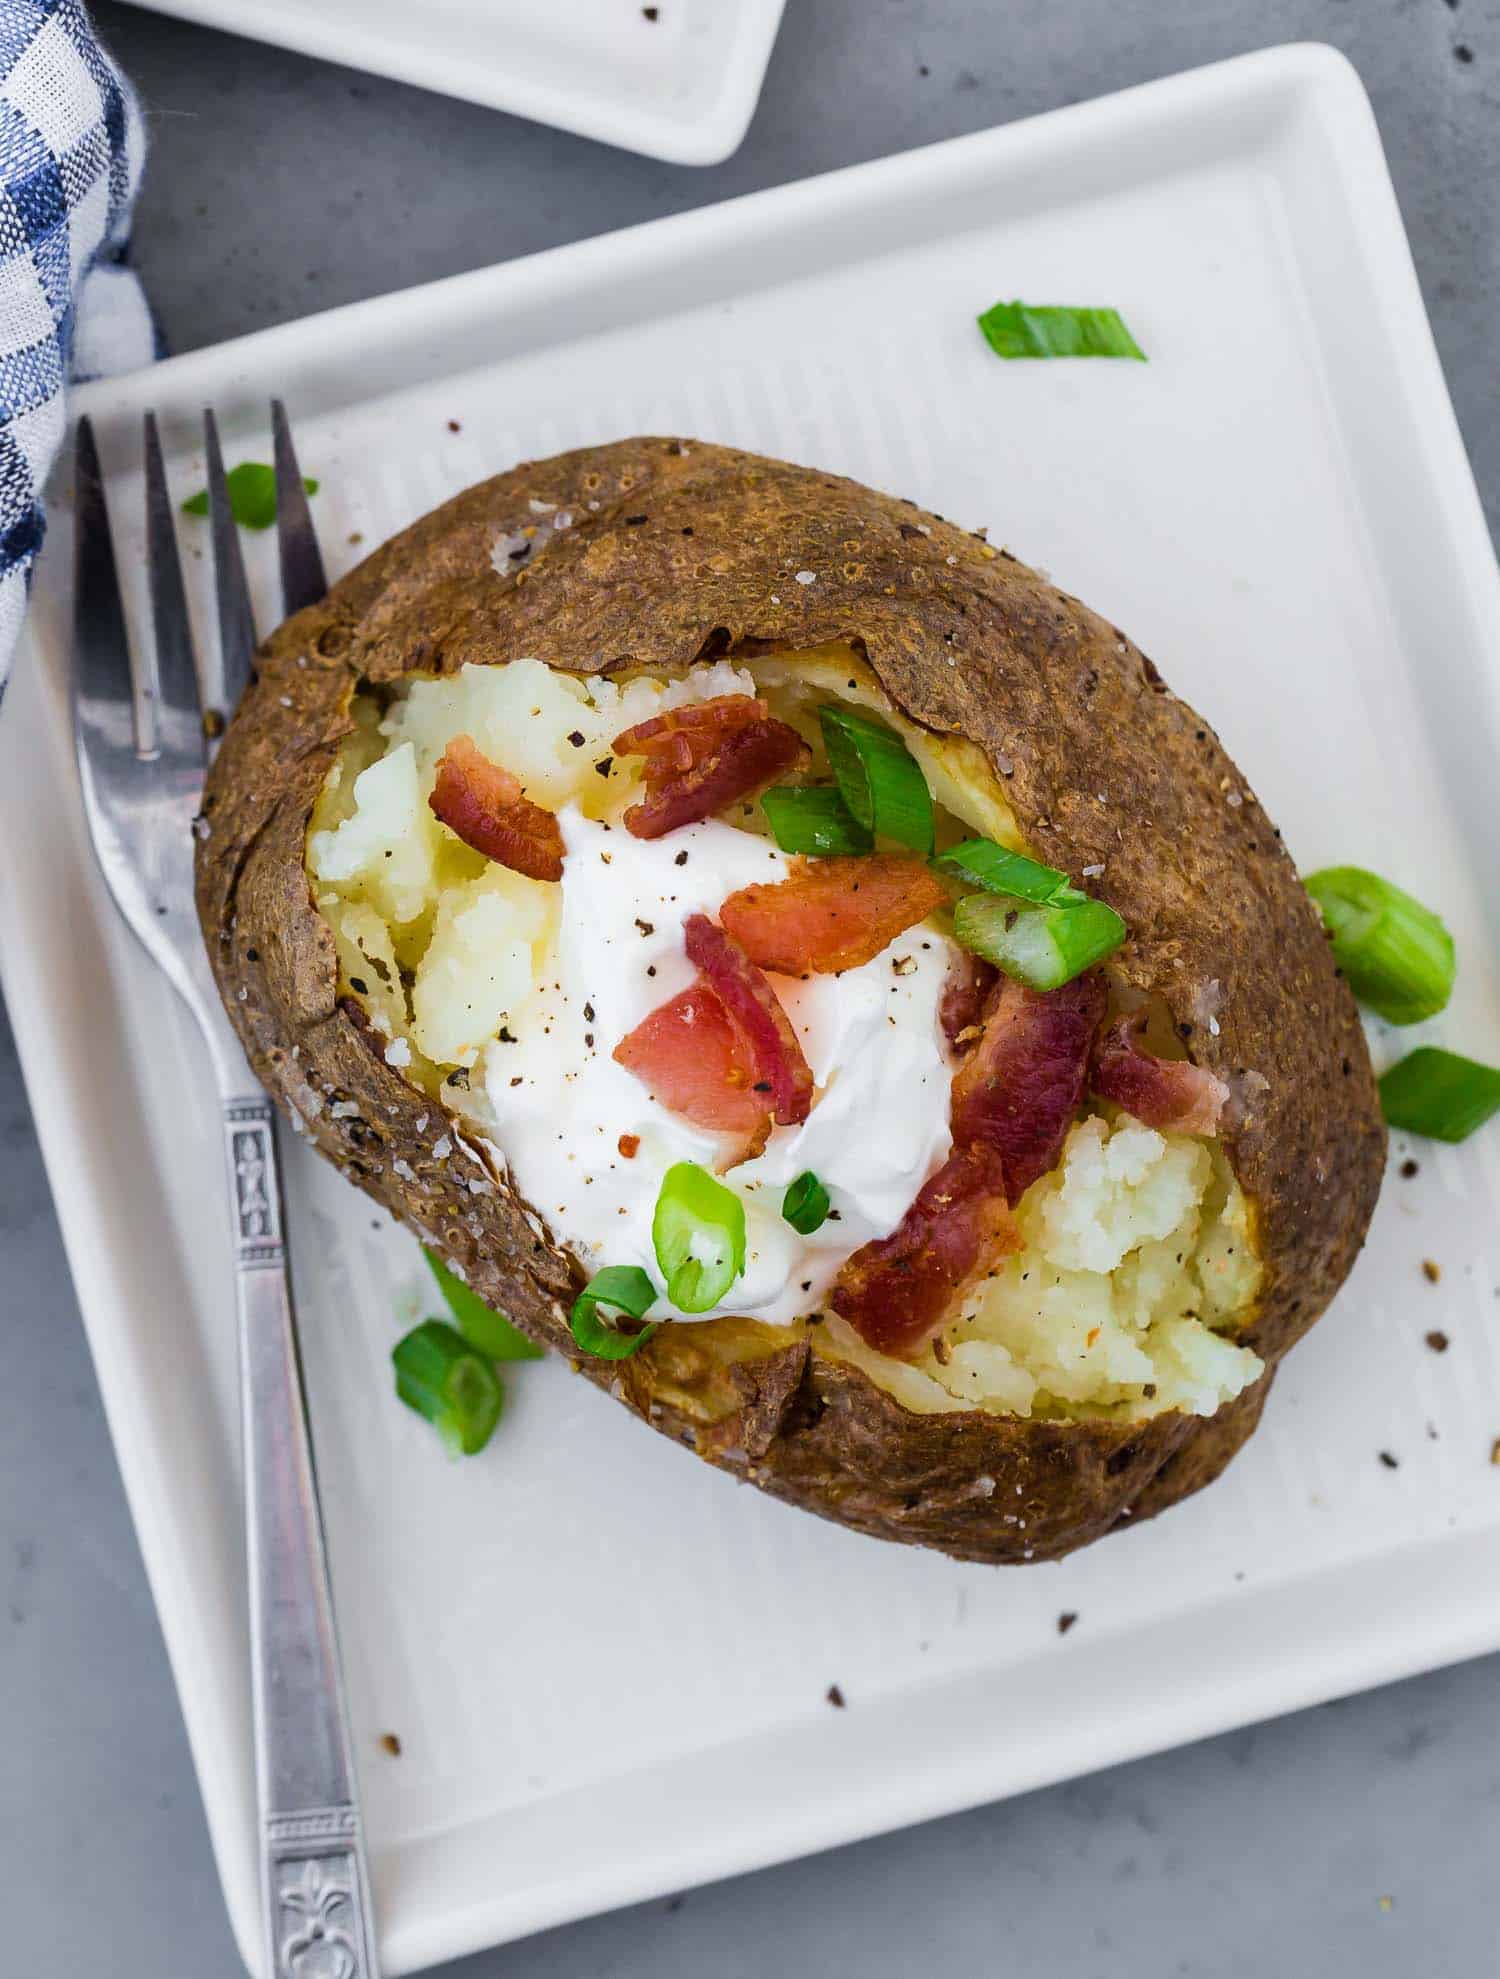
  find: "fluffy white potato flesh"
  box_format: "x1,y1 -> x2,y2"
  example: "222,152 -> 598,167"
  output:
304,649 -> 1263,1423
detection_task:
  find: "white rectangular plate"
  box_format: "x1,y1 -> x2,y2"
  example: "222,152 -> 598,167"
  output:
131,0 -> 786,164
6,45 -> 1500,1978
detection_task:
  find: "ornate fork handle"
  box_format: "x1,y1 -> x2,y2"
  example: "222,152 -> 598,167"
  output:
223,1093 -> 380,1979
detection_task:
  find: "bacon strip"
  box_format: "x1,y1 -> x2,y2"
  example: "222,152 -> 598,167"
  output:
1091,1015 -> 1229,1136
613,978 -> 771,1168
940,952 -> 998,1053
830,1144 -> 1022,1358
683,913 -> 814,1126
429,734 -> 564,882
718,855 -> 947,976
949,973 -> 1106,1203
614,695 -> 810,840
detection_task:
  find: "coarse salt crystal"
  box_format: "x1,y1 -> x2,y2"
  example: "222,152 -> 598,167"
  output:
415,1113 -> 428,1133
330,1100 -> 360,1119
432,1135 -> 453,1160
392,1158 -> 415,1181
528,497 -> 556,515
384,1036 -> 412,1068
794,570 -> 816,585
553,510 -> 573,530
1082,863 -> 1105,878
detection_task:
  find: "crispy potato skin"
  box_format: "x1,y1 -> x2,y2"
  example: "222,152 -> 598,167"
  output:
196,438 -> 1385,1565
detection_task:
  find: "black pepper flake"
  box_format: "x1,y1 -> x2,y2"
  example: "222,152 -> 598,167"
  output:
584,1034 -> 594,1049
624,513 -> 648,526
1057,1612 -> 1079,1636
498,1026 -> 517,1044
1455,42 -> 1474,62
1378,1450 -> 1400,1470
825,1684 -> 846,1709
752,1081 -> 772,1093
675,850 -> 688,866
379,1732 -> 403,1757
567,730 -> 585,747
647,965 -> 657,977
245,946 -> 259,962
827,1208 -> 842,1221
1425,1330 -> 1450,1353
446,1069 -> 470,1090
349,975 -> 369,995
595,758 -> 612,778
583,1002 -> 596,1023
635,918 -> 655,936
447,419 -> 461,433
1400,1158 -> 1420,1179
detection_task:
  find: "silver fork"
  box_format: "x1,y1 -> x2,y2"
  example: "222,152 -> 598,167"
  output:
73,406 -> 378,1979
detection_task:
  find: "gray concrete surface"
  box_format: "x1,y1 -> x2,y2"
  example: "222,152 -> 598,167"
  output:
5,1 -> 1499,1971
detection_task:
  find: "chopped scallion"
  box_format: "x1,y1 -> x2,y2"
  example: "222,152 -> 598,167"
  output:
820,705 -> 934,855
1379,1048 -> 1500,1143
392,1319 -> 503,1456
977,301 -> 1146,362
761,784 -> 873,857
953,892 -> 1125,990
782,1171 -> 831,1235
653,1162 -> 746,1314
181,460 -> 318,532
423,1249 -> 543,1361
570,1265 -> 659,1360
935,838 -> 1082,906
1304,867 -> 1455,1025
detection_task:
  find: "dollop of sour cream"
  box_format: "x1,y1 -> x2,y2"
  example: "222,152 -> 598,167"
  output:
481,807 -> 956,1325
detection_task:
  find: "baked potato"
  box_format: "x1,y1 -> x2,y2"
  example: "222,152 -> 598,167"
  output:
195,438 -> 1385,1565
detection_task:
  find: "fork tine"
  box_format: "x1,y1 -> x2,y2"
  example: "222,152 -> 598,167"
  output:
271,398 -> 326,615
205,407 -> 258,717
144,412 -> 205,764
73,415 -> 145,756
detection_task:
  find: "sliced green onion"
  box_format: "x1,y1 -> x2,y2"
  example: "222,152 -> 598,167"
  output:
782,1170 -> 831,1235
977,301 -> 1146,362
392,1319 -> 503,1456
1304,867 -> 1455,1025
954,893 -> 1125,991
820,705 -> 934,855
652,1161 -> 747,1314
935,838 -> 1083,906
570,1265 -> 659,1360
181,461 -> 318,531
1379,1048 -> 1500,1143
761,784 -> 873,857
423,1248 -> 543,1362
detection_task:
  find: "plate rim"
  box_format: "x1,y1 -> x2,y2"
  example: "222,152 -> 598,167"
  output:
9,40 -> 1500,1975
121,0 -> 789,166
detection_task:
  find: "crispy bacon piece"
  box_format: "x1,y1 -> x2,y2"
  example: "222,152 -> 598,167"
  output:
718,856 -> 948,975
940,952 -> 999,1053
429,734 -> 564,882
830,1143 -> 1022,1358
683,913 -> 814,1126
1091,1015 -> 1229,1136
613,695 -> 810,839
613,978 -> 771,1167
949,973 -> 1107,1203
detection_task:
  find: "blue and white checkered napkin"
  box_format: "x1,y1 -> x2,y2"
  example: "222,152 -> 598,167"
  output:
0,0 -> 149,695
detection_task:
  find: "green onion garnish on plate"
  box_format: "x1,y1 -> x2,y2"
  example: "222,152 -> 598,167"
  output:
820,705 -> 934,854
181,460 -> 318,532
570,1265 -> 659,1360
423,1248 -> 543,1362
953,892 -> 1126,991
977,302 -> 1146,361
782,1170 -> 831,1235
1378,1048 -> 1500,1143
652,1162 -> 746,1314
392,1319 -> 504,1455
935,838 -> 1083,906
761,784 -> 873,857
1304,866 -> 1454,1025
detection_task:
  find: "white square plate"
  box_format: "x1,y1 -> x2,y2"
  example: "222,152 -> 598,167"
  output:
6,45 -> 1500,1978
131,0 -> 787,165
